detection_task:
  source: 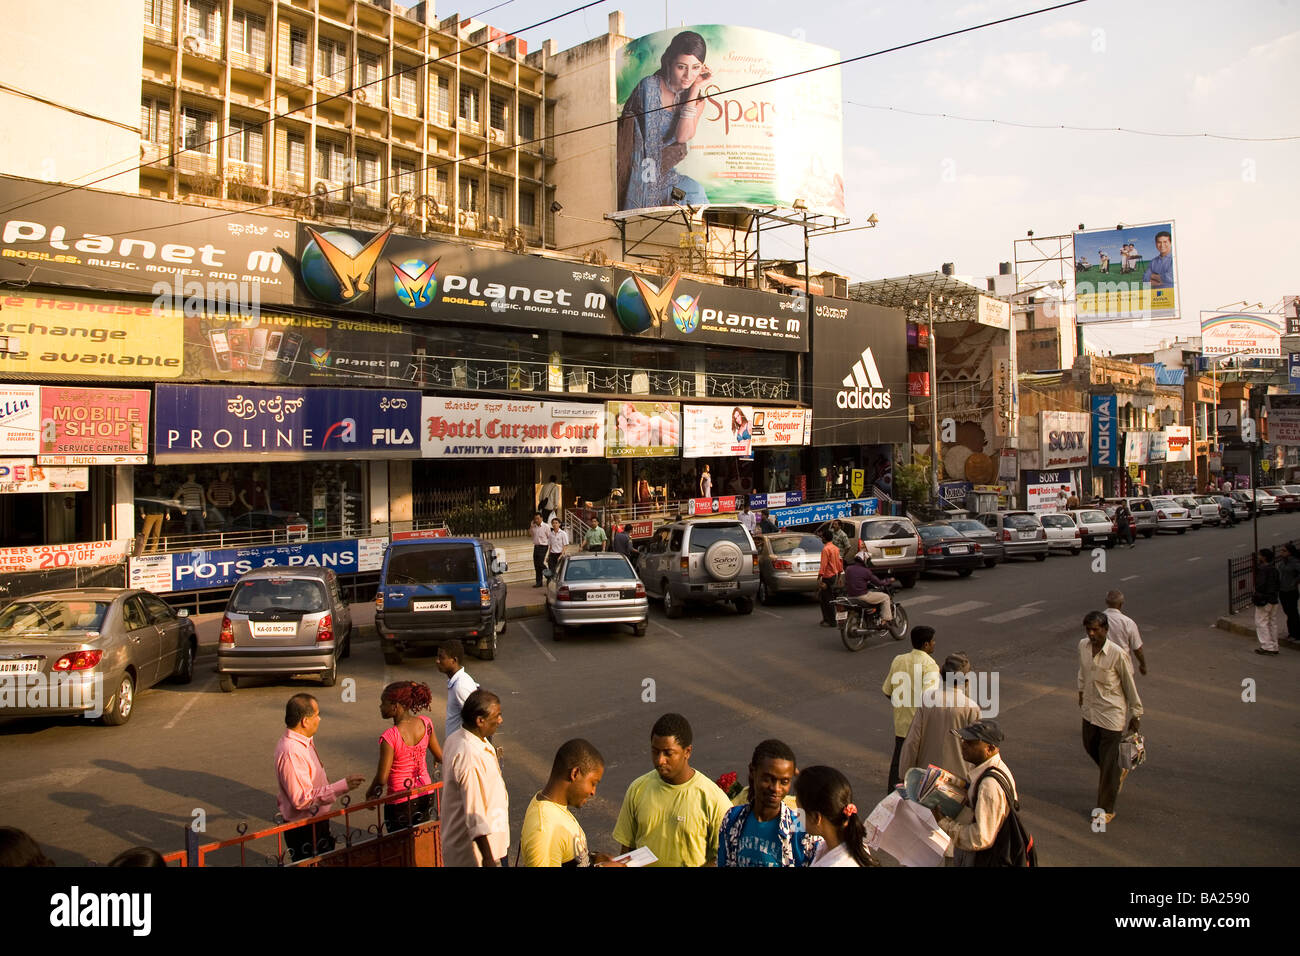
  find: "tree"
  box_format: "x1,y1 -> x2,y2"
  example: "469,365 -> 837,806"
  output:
895,455 -> 934,512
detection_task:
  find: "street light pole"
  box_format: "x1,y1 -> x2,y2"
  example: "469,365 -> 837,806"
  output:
928,292 -> 941,505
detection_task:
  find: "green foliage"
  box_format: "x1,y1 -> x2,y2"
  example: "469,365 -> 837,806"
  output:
447,499 -> 513,535
894,455 -> 934,508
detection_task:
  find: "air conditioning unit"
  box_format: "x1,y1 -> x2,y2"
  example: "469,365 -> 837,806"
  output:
460,211 -> 478,231
355,87 -> 369,104
489,128 -> 504,144
182,34 -> 208,56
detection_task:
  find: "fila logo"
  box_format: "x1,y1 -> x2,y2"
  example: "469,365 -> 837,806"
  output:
837,347 -> 892,409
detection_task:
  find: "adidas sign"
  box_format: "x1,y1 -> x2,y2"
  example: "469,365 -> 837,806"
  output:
837,346 -> 893,410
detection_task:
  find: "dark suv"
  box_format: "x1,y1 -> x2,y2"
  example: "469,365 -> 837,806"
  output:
375,537 -> 508,662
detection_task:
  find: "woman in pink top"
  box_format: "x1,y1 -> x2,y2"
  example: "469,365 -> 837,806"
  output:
366,681 -> 443,832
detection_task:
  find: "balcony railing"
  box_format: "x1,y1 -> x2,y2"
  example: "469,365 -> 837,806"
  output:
230,49 -> 266,72
144,21 -> 175,43
177,149 -> 218,174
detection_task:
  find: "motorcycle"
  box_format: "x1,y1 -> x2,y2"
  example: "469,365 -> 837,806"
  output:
833,584 -> 908,652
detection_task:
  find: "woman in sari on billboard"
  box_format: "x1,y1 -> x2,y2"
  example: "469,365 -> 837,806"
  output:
617,31 -> 712,211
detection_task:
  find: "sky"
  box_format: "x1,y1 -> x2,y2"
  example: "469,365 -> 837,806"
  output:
441,0 -> 1298,353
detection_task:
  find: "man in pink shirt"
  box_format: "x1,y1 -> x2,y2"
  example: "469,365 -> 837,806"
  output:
274,694 -> 365,862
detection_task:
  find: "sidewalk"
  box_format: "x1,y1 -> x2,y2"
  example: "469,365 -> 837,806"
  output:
1215,612 -> 1300,648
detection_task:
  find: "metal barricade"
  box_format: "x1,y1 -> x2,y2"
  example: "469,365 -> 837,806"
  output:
1228,555 -> 1256,615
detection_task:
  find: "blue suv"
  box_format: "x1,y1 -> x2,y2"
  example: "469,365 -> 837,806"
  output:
375,536 -> 508,662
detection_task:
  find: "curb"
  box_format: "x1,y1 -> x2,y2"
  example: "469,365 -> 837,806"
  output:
1215,617 -> 1256,639
506,602 -> 546,620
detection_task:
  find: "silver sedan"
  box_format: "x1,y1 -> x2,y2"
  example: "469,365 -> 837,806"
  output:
546,553 -> 648,640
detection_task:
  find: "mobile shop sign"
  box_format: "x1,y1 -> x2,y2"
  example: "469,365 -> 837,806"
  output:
1164,424 -> 1192,462
0,539 -> 128,573
0,461 -> 89,493
771,496 -> 878,527
682,404 -> 753,458
1091,395 -> 1118,467
606,401 -> 681,458
38,386 -> 149,464
1200,311 -> 1282,358
1073,221 -> 1178,322
421,397 -> 603,458
0,385 -> 39,455
1039,411 -> 1089,469
129,538 -> 388,593
750,408 -> 808,446
1267,395 -> 1300,447
0,173 -> 297,304
154,385 -> 422,461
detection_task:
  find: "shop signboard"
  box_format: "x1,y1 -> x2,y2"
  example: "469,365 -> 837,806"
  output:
0,292 -> 185,379
907,372 -> 930,397
0,461 -> 88,493
1200,311 -> 1283,358
615,25 -> 844,215
1073,221 -> 1179,321
810,299 -> 907,446
750,408 -> 808,447
938,481 -> 972,505
37,386 -> 149,464
421,397 -> 604,458
1024,470 -> 1073,513
1266,395 -> 1300,447
625,519 -> 656,540
1147,430 -> 1167,464
1164,425 -> 1192,462
1289,353 -> 1300,394
770,496 -> 877,526
1124,430 -> 1149,465
0,539 -> 129,573
998,448 -> 1018,481
1091,395 -> 1118,467
128,536 -> 389,593
1039,411 -> 1089,469
0,385 -> 39,455
0,174 -> 297,304
682,404 -> 752,458
687,495 -> 738,516
605,401 -> 681,457
154,385 -> 422,462
746,491 -> 803,510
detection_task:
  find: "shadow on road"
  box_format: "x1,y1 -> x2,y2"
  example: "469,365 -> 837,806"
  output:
91,757 -> 274,823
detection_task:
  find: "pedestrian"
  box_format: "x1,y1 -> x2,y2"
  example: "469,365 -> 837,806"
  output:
700,464 -> 712,499
1078,612 -> 1143,823
1253,548 -> 1282,655
1056,486 -> 1070,511
1103,590 -> 1148,675
442,689 -> 509,867
817,527 -> 845,628
898,651 -> 982,779
546,516 -> 570,574
793,765 -> 876,867
611,523 -> 638,563
435,640 -> 478,738
530,513 -> 549,587
1277,543 -> 1300,642
366,681 -> 442,833
738,499 -> 756,535
273,693 -> 366,862
538,474 -> 560,525
931,718 -> 1021,866
1067,490 -> 1080,510
520,739 -> 623,867
0,827 -> 54,867
718,739 -> 820,867
173,470 -> 207,535
830,519 -> 853,564
583,516 -> 608,553
759,509 -> 778,535
205,467 -> 236,528
612,713 -> 731,867
1115,500 -> 1135,548
844,551 -> 894,624
881,626 -> 940,791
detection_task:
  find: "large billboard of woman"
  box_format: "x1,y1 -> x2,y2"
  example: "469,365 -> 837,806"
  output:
615,25 -> 844,215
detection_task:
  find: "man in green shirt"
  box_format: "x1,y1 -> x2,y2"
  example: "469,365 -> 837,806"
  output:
583,517 -> 608,553
880,625 -> 940,792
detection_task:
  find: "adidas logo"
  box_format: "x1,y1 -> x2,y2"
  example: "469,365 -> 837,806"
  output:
837,346 -> 893,409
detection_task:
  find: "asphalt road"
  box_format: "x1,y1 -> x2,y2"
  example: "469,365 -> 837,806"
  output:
4,514 -> 1298,866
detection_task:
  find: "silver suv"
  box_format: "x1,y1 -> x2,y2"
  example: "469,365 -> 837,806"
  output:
636,519 -> 759,619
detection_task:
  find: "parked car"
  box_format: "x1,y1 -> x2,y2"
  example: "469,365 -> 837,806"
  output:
1188,496 -> 1223,526
637,519 -> 759,618
1040,513 -> 1083,554
1100,504 -> 1137,541
0,588 -> 195,725
756,532 -> 825,604
217,567 -> 352,692
815,516 -> 924,588
947,518 -> 1004,568
975,511 -> 1049,561
546,552 -> 648,640
1173,496 -> 1206,530
1101,497 -> 1157,538
1215,494 -> 1247,523
1262,487 -> 1300,512
375,536 -> 508,663
1150,496 -> 1193,533
1063,508 -> 1115,548
1232,488 -> 1277,516
917,524 -> 984,576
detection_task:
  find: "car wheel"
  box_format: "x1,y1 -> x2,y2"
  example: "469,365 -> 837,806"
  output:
218,673 -> 237,693
479,635 -> 496,661
1143,530 -> 1154,539
495,608 -> 507,636
341,628 -> 352,659
101,671 -> 136,725
320,656 -> 337,688
984,559 -> 996,568
734,596 -> 754,615
633,621 -> 648,637
1176,528 -> 1186,535
957,568 -> 973,578
1073,546 -> 1082,555
382,646 -> 403,666
662,583 -> 683,619
172,639 -> 195,684
899,573 -> 917,589
757,579 -> 770,605
552,623 -> 565,641
1034,552 -> 1047,562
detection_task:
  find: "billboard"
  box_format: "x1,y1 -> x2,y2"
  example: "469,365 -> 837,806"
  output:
38,386 -> 149,465
1164,425 -> 1192,462
682,404 -> 752,458
1039,411 -> 1089,469
605,402 -> 681,457
129,537 -> 388,593
615,26 -> 844,215
0,385 -> 40,456
810,300 -> 908,446
1268,395 -> 1300,447
0,462 -> 88,493
1147,430 -> 1167,464
749,407 -> 809,447
1073,222 -> 1178,321
421,397 -> 603,458
1091,395 -> 1118,467
1200,311 -> 1282,358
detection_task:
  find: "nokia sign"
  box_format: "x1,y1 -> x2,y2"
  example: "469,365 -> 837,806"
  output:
812,299 -> 907,445
1092,394 -> 1118,467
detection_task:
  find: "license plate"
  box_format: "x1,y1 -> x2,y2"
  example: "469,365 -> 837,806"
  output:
1019,531 -> 1037,539
884,547 -> 903,556
586,590 -> 620,600
0,660 -> 39,673
835,611 -> 848,622
251,622 -> 298,637
949,546 -> 968,554
707,582 -> 734,591
414,600 -> 452,612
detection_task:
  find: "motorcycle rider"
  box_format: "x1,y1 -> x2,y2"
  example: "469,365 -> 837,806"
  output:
844,551 -> 895,624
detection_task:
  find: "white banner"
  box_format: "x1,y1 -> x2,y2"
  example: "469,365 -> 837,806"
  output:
0,539 -> 128,573
751,408 -> 809,447
682,404 -> 753,458
0,385 -> 39,456
1039,411 -> 1090,469
1164,425 -> 1192,462
0,461 -> 89,493
420,397 -> 604,458
1200,311 -> 1283,357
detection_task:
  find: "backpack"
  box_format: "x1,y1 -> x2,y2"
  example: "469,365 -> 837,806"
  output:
969,766 -> 1037,867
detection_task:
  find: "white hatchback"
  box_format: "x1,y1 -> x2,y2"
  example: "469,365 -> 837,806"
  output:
1040,512 -> 1083,554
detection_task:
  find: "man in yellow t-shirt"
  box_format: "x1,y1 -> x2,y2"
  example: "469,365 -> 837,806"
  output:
520,738 -> 616,867
881,625 -> 940,792
612,713 -> 731,867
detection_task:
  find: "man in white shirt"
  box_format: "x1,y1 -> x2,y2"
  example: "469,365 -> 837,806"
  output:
436,641 -> 478,739
546,517 -> 570,574
1103,589 -> 1148,675
1078,611 -> 1143,823
442,689 -> 510,867
538,475 -> 560,525
932,718 -> 1019,866
530,513 -> 550,587
898,652 -> 983,779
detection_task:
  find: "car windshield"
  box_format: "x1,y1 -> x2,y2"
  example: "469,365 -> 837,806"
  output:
1004,514 -> 1040,530
0,600 -> 109,634
1079,510 -> 1107,522
386,545 -> 480,584
1129,500 -> 1154,512
230,579 -> 327,613
1041,515 -> 1075,528
768,534 -> 823,555
1151,498 -> 1178,508
919,525 -> 957,538
1285,486 -> 1300,495
862,520 -> 916,541
688,525 -> 751,553
564,557 -> 634,582
949,521 -> 987,534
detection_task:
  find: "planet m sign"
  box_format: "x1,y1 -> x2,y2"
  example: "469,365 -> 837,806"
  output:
1092,395 -> 1118,467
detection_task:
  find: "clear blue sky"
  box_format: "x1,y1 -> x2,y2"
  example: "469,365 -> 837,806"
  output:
447,0 -> 1299,352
